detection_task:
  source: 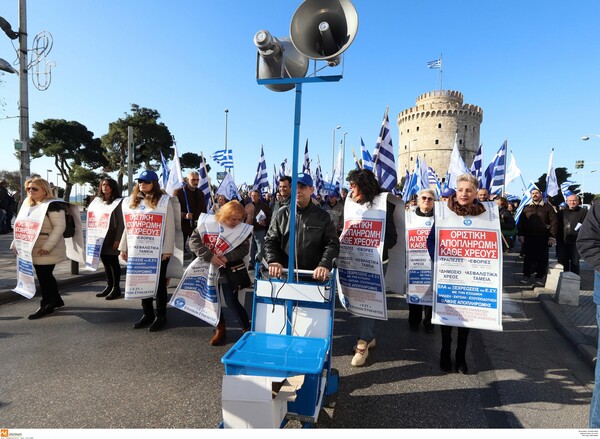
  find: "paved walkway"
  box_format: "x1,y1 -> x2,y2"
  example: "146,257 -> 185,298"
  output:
0,226 -> 597,369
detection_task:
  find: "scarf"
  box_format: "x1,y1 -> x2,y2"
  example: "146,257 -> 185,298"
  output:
447,196 -> 486,217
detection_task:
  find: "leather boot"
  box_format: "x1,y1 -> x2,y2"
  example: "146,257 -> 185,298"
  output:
149,293 -> 167,332
149,316 -> 167,332
96,286 -> 112,297
105,286 -> 122,300
455,328 -> 470,374
210,321 -> 226,346
133,299 -> 155,329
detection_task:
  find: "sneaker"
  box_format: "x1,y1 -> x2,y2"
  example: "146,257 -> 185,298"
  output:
353,338 -> 376,353
534,279 -> 545,288
519,276 -> 532,285
351,340 -> 369,367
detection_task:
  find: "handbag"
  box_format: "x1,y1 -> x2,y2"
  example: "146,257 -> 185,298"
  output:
224,260 -> 252,290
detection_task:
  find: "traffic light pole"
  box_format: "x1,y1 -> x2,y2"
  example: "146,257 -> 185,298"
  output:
127,126 -> 133,195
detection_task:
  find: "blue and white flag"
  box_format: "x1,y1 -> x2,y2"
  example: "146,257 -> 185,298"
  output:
331,143 -> 344,196
302,140 -> 310,175
159,150 -> 170,190
372,108 -> 397,191
252,146 -> 269,196
505,150 -> 522,187
360,138 -> 374,171
515,181 -> 540,224
165,143 -> 185,196
546,148 -> 559,198
427,58 -> 442,69
470,144 -> 484,188
447,134 -> 470,190
315,159 -> 325,196
428,166 -> 442,199
560,179 -> 577,199
198,153 -> 213,212
216,172 -> 241,201
486,140 -> 507,195
401,167 -> 411,200
403,156 -> 430,201
210,148 -> 234,169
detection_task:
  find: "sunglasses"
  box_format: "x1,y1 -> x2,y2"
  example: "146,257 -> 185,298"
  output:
27,187 -> 40,192
138,179 -> 153,184
421,196 -> 434,201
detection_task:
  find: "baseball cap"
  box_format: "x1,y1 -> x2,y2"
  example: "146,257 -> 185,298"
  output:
440,188 -> 455,197
137,170 -> 159,181
297,173 -> 313,187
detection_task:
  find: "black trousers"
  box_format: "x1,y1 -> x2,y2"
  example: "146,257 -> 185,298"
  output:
34,264 -> 61,307
408,304 -> 433,328
100,254 -> 121,288
522,236 -> 550,279
141,257 -> 170,317
558,242 -> 581,274
440,325 -> 470,362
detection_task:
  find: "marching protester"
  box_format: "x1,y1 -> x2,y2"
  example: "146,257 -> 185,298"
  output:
87,178 -> 124,300
247,189 -> 271,272
337,169 -> 397,367
407,188 -> 435,333
496,196 -> 516,253
264,172 -> 339,282
11,178 -> 70,319
576,201 -> 600,427
324,190 -> 344,235
427,173 -> 502,374
212,194 -> 228,214
120,170 -> 175,332
557,194 -> 587,274
188,200 -> 253,345
173,170 -> 207,255
271,175 -> 292,216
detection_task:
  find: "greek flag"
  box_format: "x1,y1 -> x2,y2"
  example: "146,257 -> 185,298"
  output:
315,160 -> 324,196
360,138 -> 374,171
401,168 -> 411,200
546,148 -> 559,198
447,134 -> 470,190
159,150 -> 170,190
515,181 -> 539,224
427,58 -> 442,69
372,108 -> 397,191
487,141 -> 507,195
302,140 -> 310,175
403,156 -> 430,201
252,146 -> 269,196
210,148 -> 234,169
165,143 -> 185,196
470,144 -> 484,188
428,166 -> 442,199
199,154 -> 212,211
560,179 -> 577,199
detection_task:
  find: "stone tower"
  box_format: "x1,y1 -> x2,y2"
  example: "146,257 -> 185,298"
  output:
397,90 -> 483,182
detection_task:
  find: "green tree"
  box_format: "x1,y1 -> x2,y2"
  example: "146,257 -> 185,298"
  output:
29,119 -> 107,201
101,104 -> 173,190
535,167 -> 596,205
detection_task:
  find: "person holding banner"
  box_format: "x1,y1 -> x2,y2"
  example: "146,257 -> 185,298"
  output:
119,170 -> 175,332
341,169 -> 397,367
188,200 -> 252,346
90,178 -> 124,300
427,173 -> 499,374
14,178 -> 68,319
407,188 -> 435,333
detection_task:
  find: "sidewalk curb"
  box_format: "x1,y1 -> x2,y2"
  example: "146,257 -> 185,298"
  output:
538,292 -> 597,369
0,271 -> 107,307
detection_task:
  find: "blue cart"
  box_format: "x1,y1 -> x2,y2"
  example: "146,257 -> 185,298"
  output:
221,268 -> 339,427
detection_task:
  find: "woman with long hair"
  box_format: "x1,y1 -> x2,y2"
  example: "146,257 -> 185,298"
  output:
189,200 -> 251,345
91,178 -> 124,300
345,169 -> 398,367
15,177 -> 67,319
119,170 -> 175,332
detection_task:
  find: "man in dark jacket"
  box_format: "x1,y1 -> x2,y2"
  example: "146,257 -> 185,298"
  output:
248,189 -> 271,270
557,194 -> 587,274
517,188 -> 558,286
173,171 -> 207,254
576,201 -> 600,427
264,173 -> 339,281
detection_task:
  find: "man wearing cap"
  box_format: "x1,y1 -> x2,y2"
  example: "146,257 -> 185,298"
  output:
173,171 -> 207,255
324,191 -> 344,235
264,173 -> 339,281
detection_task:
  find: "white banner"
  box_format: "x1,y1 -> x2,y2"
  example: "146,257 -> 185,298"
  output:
121,195 -> 170,299
169,214 -> 253,326
337,194 -> 388,320
405,208 -> 434,306
85,197 -> 122,270
431,202 -> 503,331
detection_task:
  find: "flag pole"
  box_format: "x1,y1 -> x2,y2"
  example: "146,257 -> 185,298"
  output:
439,53 -> 443,91
200,151 -> 216,208
352,147 -> 362,169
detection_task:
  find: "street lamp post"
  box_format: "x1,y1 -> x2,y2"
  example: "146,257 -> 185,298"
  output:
46,169 -> 52,181
331,125 -> 341,176
341,131 -> 347,185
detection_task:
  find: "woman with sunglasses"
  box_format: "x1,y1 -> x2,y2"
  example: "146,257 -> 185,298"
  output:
119,170 -> 175,332
90,178 -> 124,300
15,178 -> 68,319
407,188 -> 436,333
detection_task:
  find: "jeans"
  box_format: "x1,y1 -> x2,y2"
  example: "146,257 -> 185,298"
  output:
220,282 -> 250,330
590,272 -> 600,428
249,228 -> 266,268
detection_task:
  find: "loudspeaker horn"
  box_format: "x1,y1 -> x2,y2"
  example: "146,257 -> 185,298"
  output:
254,29 -> 309,92
290,0 -> 358,67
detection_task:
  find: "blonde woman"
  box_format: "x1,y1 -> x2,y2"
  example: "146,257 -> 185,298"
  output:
16,178 -> 67,319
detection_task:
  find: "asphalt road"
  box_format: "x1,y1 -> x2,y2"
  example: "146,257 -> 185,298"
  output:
0,252 -> 594,429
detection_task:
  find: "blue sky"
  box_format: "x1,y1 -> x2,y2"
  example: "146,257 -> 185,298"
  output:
0,0 -> 599,195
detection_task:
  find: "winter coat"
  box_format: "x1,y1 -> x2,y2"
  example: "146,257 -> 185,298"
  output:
33,203 -> 67,265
